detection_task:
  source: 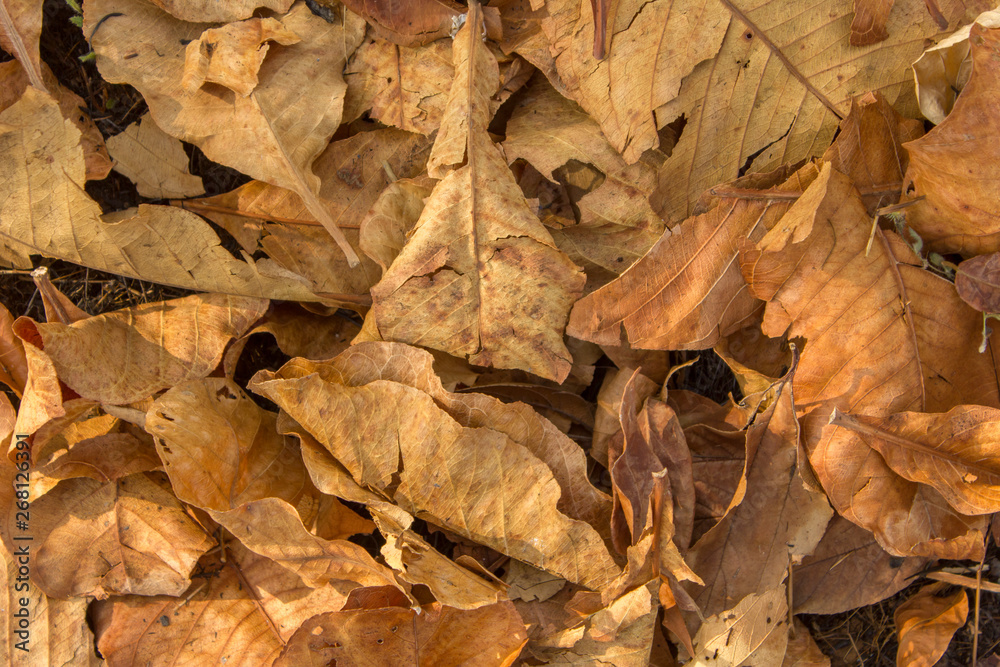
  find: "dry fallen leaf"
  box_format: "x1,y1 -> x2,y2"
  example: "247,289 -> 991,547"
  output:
688,585 -> 789,667
895,583 -> 969,667
106,113 -> 205,199
85,0 -> 367,265
903,23 -> 1000,254
956,252 -> 1000,313
368,5 -> 585,382
338,0 -> 466,47
741,163 -> 995,559
148,0 -> 293,22
0,0 -> 44,91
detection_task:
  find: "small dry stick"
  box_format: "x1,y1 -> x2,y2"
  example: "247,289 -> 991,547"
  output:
973,545 -> 986,662
787,554 -> 795,637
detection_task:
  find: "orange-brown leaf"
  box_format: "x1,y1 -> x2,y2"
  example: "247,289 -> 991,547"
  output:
895,584 -> 968,667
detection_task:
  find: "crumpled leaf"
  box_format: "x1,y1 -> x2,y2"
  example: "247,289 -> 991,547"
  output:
533,0 -> 730,164
686,369 -> 832,618
85,0 -> 367,265
148,0 -> 293,22
793,516 -> 929,614
182,17 -> 300,96
92,556 -> 286,666
15,294 -> 265,406
688,585 -> 788,667
251,348 -> 620,591
106,113 -> 205,199
902,23 -> 1000,254
0,301 -> 26,396
895,583 -> 968,667
338,0 -> 466,47
741,163 -> 997,558
344,37 -> 454,134
258,342 -> 612,536
368,6 -> 585,382
0,0 -> 44,91
180,128 -> 430,300
829,406 -> 1000,515
274,601 -> 527,667
30,472 -> 214,599
912,8 -> 1000,124
645,0 -> 991,223
956,252 -> 1000,313
0,87 -> 317,300
568,162 -> 819,349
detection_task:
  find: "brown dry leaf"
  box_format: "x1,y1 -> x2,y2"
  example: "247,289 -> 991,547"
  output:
902,24 -> 1000,254
533,0 -> 729,165
741,163 -> 997,558
829,406 -> 1000,515
568,162 -> 819,349
593,367 -> 658,466
182,18 -> 300,97
850,0 -> 895,45
251,354 -> 620,591
372,506 -> 509,609
359,177 -> 435,271
0,87 -> 318,300
793,518 -> 929,615
92,557 -> 287,666
344,37 -> 454,134
275,600 -> 527,666
148,0 -> 293,22
0,301 -> 27,396
249,304 -> 361,361
180,128 -> 430,300
259,342 -> 612,537
646,0 -> 990,223
106,113 -> 205,199
338,0 -> 466,47
0,0 -> 44,91
895,583 -> 968,667
688,585 -> 789,667
31,266 -> 88,325
30,472 -> 214,599
0,546 -> 100,665
31,429 -> 161,499
956,252 -> 1000,313
782,619 -> 831,667
503,78 -> 665,232
85,0 -> 367,265
369,6 -> 585,382
912,8 -> 1000,124
15,294 -> 266,406
686,370 -> 832,618
0,60 -> 112,182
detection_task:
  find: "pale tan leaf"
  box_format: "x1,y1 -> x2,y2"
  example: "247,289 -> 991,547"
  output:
741,163 -> 996,558
182,18 -> 300,97
687,371 -> 832,617
369,15 -> 585,383
251,359 -> 621,590
782,619 -> 831,667
344,37 -> 454,134
359,176 -> 434,272
903,23 -> 1000,254
0,87 -> 318,300
85,0 -> 367,265
148,0 -> 293,22
912,8 -> 1000,124
535,0 -> 730,164
15,294 -> 266,406
274,601 -> 527,667
689,586 -> 789,667
107,113 -> 204,199
0,0 -> 43,91
647,0 -> 991,223
31,473 -> 214,599
249,304 -> 360,361
895,584 -> 968,667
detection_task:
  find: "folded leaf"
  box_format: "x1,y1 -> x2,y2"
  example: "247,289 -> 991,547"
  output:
894,583 -> 968,667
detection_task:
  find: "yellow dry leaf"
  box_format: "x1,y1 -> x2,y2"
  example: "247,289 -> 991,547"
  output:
84,0 -> 366,265
107,113 -> 205,199
148,0 -> 293,22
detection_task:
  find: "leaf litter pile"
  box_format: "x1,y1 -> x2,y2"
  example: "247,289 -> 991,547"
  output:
2,0 -> 1000,664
